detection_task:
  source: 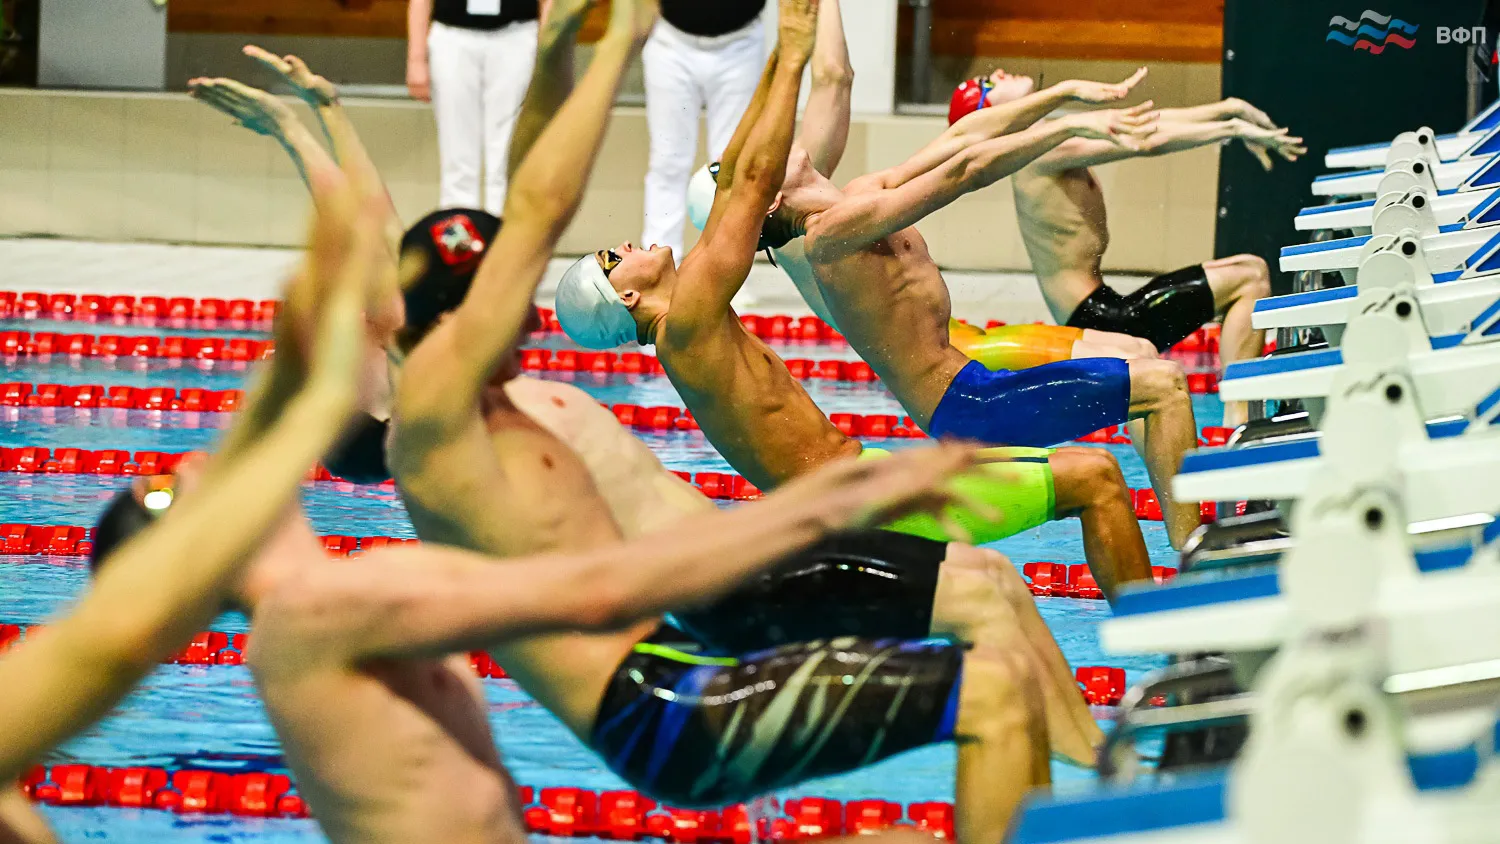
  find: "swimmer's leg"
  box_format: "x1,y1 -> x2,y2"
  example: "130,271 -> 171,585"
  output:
1126,358 -> 1200,549
932,544 -> 1102,767
1073,328 -> 1157,361
1048,447 -> 1151,597
953,645 -> 1051,841
1203,255 -> 1272,428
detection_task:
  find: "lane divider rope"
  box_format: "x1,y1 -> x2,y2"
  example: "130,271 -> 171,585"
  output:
0,291 -> 1229,356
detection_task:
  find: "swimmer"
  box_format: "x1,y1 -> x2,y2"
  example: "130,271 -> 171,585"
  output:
679,56 -> 1205,547
0,163 -> 374,843
198,15 -> 1098,787
392,1 -> 1061,838
557,0 -> 1115,767
950,72 -> 1305,426
557,0 -> 1148,592
684,46 -> 1159,375
88,382 -> 990,844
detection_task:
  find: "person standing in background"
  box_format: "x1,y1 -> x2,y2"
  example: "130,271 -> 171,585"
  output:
641,0 -> 768,258
407,0 -> 546,214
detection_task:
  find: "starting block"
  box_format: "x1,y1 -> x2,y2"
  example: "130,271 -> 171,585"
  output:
1278,220 -> 1500,277
1295,185 -> 1500,234
1311,150 -> 1500,199
1324,101 -> 1500,170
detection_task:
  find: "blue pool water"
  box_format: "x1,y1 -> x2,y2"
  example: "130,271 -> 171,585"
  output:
0,330 -> 1223,843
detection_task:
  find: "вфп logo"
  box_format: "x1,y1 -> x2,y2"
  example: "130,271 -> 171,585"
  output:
1327,10 -> 1420,54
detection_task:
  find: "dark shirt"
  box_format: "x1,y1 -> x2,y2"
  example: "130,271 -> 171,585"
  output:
431,0 -> 539,31
661,0 -> 765,37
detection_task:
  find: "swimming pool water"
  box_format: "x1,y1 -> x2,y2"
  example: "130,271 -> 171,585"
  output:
0,337 -> 1223,843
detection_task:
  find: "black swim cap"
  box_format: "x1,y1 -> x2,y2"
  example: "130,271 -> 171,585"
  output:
322,413 -> 393,485
399,209 -> 502,347
90,481 -> 168,574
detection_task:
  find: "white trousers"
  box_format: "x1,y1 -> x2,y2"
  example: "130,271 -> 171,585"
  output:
641,16 -> 766,256
427,20 -> 539,215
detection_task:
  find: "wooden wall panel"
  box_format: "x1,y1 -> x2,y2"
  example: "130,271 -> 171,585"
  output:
924,0 -> 1224,62
168,0 -> 610,41
170,0 -> 1220,62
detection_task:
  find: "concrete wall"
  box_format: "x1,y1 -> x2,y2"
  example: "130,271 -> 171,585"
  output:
0,72 -> 1224,272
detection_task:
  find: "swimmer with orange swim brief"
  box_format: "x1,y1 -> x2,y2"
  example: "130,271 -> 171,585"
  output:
949,70 -> 1306,426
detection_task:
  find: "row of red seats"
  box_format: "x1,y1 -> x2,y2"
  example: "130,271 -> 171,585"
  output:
0,383 -> 244,412
0,292 -> 278,328
0,332 -> 275,362
20,764 -> 307,817
1022,563 -> 1178,601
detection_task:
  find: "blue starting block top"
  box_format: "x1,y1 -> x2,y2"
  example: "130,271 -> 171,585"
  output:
1007,772 -> 1228,843
1254,286 -> 1358,313
1223,348 -> 1343,381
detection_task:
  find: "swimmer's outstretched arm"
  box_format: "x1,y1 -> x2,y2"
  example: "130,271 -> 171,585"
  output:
506,0 -> 595,182
254,443 -> 987,663
1032,114 -> 1305,174
872,70 -> 1150,195
699,54 -> 779,238
401,0 -> 653,403
0,181 -> 372,784
797,0 -> 852,177
677,0 -> 817,321
805,108 -> 1151,262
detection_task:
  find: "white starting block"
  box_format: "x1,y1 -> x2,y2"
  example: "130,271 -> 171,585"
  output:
1326,100 -> 1500,170
1312,151 -> 1500,199
1257,231 -> 1500,344
1219,289 -> 1500,419
1295,185 -> 1500,234
1006,341 -> 1500,842
1279,221 -> 1500,276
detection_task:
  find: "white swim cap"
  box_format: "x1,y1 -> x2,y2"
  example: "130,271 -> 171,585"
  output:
555,255 -> 639,349
687,164 -> 717,232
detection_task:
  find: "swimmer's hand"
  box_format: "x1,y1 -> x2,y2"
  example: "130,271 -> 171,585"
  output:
1222,97 -> 1278,131
778,0 -> 821,57
243,46 -> 339,108
607,0 -> 658,43
188,77 -> 298,140
782,442 -> 1001,543
1235,122 -> 1306,171
1061,67 -> 1148,105
1060,102 -> 1158,150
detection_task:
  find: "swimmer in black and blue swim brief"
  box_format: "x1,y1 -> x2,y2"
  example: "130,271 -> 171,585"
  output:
591,633 -> 964,807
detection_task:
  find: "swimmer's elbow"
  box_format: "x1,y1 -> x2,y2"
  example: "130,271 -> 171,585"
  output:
811,61 -> 853,90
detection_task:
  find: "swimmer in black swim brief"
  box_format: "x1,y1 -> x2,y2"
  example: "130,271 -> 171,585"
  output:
971,82 -> 1304,426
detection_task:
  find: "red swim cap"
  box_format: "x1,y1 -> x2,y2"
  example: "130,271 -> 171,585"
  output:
948,77 -> 993,126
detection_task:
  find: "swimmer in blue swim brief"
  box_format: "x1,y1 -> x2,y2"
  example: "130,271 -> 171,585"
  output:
673,53 -> 1203,547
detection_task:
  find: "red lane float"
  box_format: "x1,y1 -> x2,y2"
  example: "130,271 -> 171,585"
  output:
0,330 -> 274,363
20,762 -> 973,840
0,621 -> 508,677
0,292 -> 279,330
0,383 -> 245,412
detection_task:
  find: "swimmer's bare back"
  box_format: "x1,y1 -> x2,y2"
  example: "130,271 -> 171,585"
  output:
1011,163 -> 1113,323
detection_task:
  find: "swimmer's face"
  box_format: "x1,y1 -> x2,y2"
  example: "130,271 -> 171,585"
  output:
984,68 -> 1036,106
596,242 -> 672,296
